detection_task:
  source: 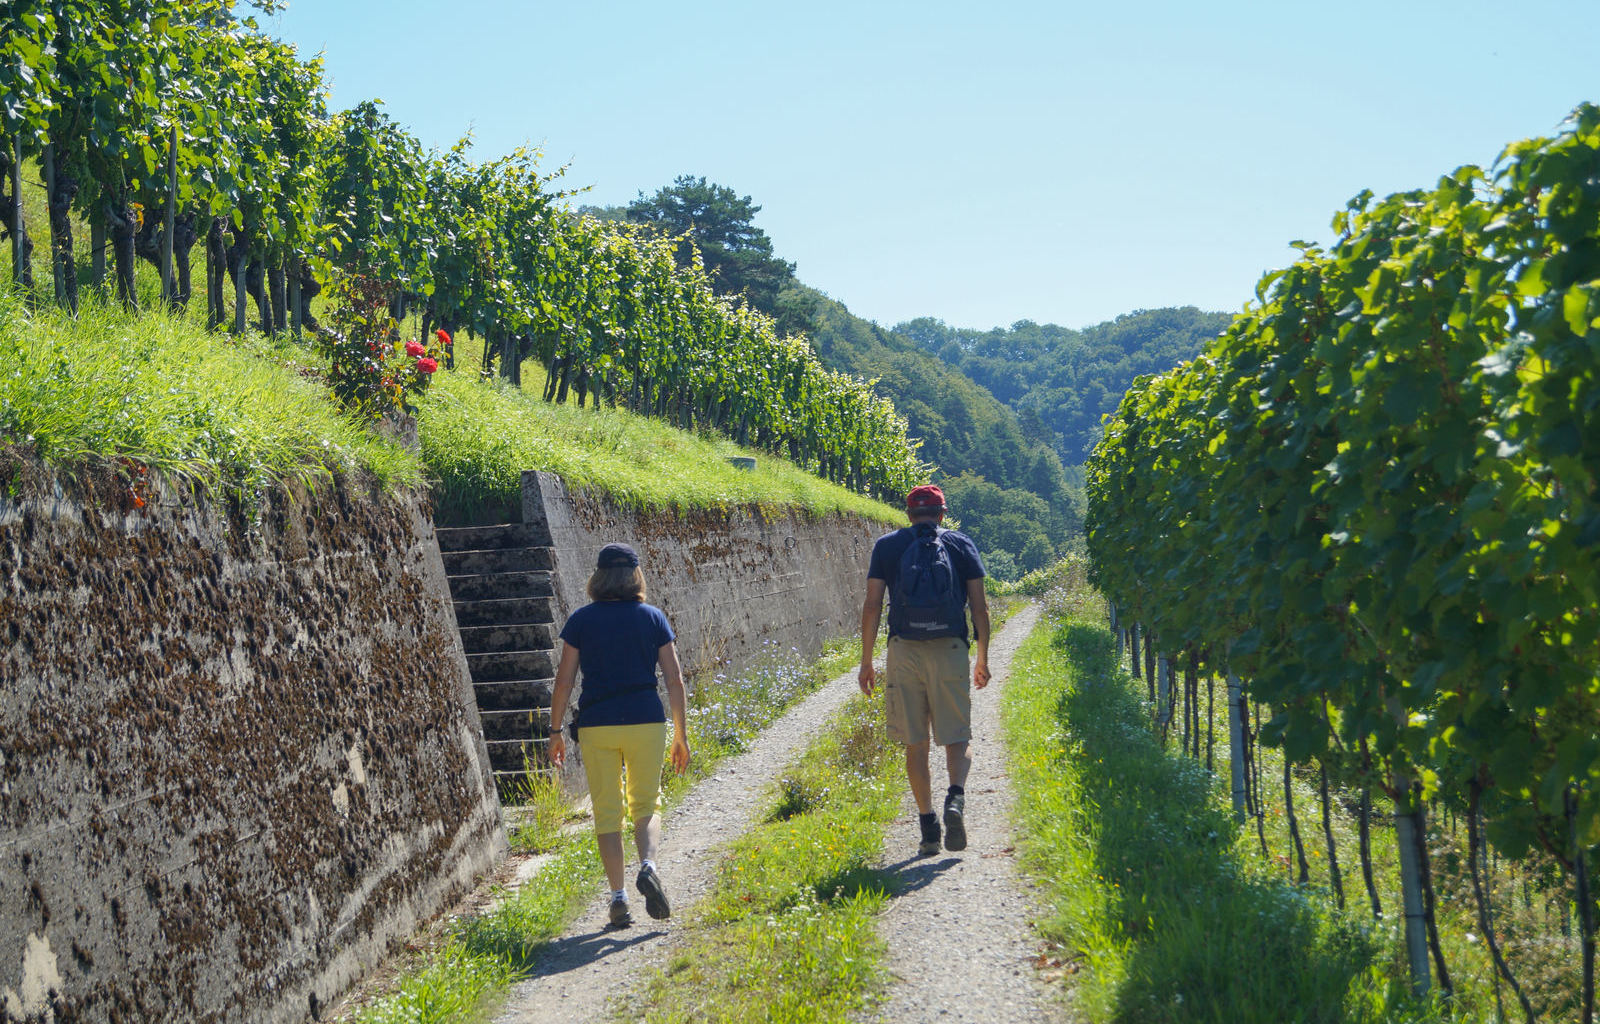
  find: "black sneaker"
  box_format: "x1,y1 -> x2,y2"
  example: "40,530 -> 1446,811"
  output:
943,792 -> 967,852
636,864 -> 671,920
918,814 -> 941,856
608,896 -> 632,929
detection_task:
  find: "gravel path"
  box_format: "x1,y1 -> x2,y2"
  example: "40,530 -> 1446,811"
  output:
492,652 -> 869,1023
866,602 -> 1068,1024
493,605 -> 1055,1024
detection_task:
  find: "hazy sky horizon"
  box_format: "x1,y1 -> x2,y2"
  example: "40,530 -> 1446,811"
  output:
264,1 -> 1599,333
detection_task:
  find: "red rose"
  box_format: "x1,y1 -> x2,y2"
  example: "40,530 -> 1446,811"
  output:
435,329 -> 452,346
405,340 -> 426,357
418,357 -> 438,374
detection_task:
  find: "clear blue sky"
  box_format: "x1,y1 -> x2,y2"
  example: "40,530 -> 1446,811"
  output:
264,0 -> 1599,332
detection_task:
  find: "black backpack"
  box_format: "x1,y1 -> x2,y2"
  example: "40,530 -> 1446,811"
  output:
889,524 -> 967,640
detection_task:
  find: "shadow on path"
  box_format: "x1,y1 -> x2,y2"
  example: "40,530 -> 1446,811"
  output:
880,853 -> 961,898
505,922 -> 666,981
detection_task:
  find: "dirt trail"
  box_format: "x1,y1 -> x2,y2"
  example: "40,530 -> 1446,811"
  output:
866,601 -> 1068,1023
493,605 -> 1055,1023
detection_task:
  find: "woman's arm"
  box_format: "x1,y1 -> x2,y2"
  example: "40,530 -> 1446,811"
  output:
547,642 -> 579,767
658,641 -> 691,771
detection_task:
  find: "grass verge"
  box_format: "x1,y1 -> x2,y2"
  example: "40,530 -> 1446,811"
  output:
620,687 -> 903,1023
1002,613 -> 1412,1024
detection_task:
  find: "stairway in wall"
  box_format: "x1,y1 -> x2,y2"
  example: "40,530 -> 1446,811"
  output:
435,522 -> 558,786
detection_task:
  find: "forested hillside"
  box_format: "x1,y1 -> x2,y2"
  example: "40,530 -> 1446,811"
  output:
587,179 -> 1223,577
604,180 -> 1085,576
795,285 -> 1079,576
895,307 -> 1232,465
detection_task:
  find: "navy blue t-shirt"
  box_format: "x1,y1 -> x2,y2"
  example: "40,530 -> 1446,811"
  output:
558,601 -> 675,728
867,526 -> 986,641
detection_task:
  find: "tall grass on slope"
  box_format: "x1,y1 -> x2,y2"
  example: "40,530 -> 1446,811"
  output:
0,291 -> 419,498
416,366 -> 903,525
1002,617 -> 1427,1024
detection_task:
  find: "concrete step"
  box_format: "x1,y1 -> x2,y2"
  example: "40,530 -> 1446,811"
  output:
447,570 -> 555,603
453,596 -> 555,628
459,623 -> 556,655
443,547 -> 556,577
469,650 -> 556,684
436,522 -> 552,552
473,677 -> 554,712
485,738 -> 546,774
480,708 -> 550,742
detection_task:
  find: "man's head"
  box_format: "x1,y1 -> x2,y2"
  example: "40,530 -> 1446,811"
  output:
905,484 -> 946,525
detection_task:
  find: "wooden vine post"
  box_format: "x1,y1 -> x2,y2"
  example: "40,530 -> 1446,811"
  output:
161,123 -> 177,304
9,137 -> 21,288
42,144 -> 61,303
1221,665 -> 1244,825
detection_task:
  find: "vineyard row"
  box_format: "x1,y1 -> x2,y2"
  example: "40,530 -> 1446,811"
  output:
0,1 -> 925,500
1086,105 -> 1600,1020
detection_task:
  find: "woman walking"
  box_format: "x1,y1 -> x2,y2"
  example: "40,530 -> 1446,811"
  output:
547,542 -> 691,928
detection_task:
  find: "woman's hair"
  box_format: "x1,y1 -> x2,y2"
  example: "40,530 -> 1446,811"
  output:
587,565 -> 647,602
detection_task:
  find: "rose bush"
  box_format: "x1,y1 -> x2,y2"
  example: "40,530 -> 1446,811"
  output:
320,274 -> 450,418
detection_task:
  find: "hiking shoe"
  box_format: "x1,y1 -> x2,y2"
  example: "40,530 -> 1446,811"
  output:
636,864 -> 671,920
608,896 -> 632,929
918,814 -> 942,856
944,792 -> 967,852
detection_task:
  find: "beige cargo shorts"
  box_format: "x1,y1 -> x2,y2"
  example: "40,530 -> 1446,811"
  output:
883,635 -> 972,746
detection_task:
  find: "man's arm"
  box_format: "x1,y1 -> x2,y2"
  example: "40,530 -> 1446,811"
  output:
859,577 -> 886,695
966,578 -> 991,689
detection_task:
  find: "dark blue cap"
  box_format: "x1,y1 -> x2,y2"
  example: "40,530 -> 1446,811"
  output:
596,543 -> 639,569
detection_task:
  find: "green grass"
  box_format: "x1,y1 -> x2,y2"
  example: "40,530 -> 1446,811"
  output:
416,364 -> 902,526
0,290 -> 421,500
1003,615 -> 1403,1024
0,277 -> 902,528
1004,590 -> 1586,1023
621,687 -> 904,1024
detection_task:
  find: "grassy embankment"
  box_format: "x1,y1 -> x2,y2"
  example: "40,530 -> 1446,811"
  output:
1001,568 -> 1581,1023
0,174 -> 905,526
0,288 -> 902,530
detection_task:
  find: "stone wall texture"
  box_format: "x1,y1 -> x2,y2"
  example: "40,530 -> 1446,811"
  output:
0,463 -> 504,1024
523,471 -> 887,688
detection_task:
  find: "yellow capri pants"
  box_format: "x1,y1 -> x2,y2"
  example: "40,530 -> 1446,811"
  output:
578,722 -> 667,835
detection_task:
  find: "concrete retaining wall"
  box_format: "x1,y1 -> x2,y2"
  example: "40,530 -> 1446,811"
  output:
522,471 -> 887,688
0,462 -> 504,1024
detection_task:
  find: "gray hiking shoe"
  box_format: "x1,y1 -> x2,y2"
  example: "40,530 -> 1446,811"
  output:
636,864 -> 671,920
608,895 -> 632,929
918,814 -> 942,856
944,792 -> 967,852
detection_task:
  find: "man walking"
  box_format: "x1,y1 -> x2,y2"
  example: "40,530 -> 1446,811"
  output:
859,484 -> 991,856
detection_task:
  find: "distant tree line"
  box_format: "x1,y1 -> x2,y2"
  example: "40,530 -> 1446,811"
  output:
896,307 -> 1232,463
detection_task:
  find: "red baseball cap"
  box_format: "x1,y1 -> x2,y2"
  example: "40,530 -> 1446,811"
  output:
906,484 -> 946,511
